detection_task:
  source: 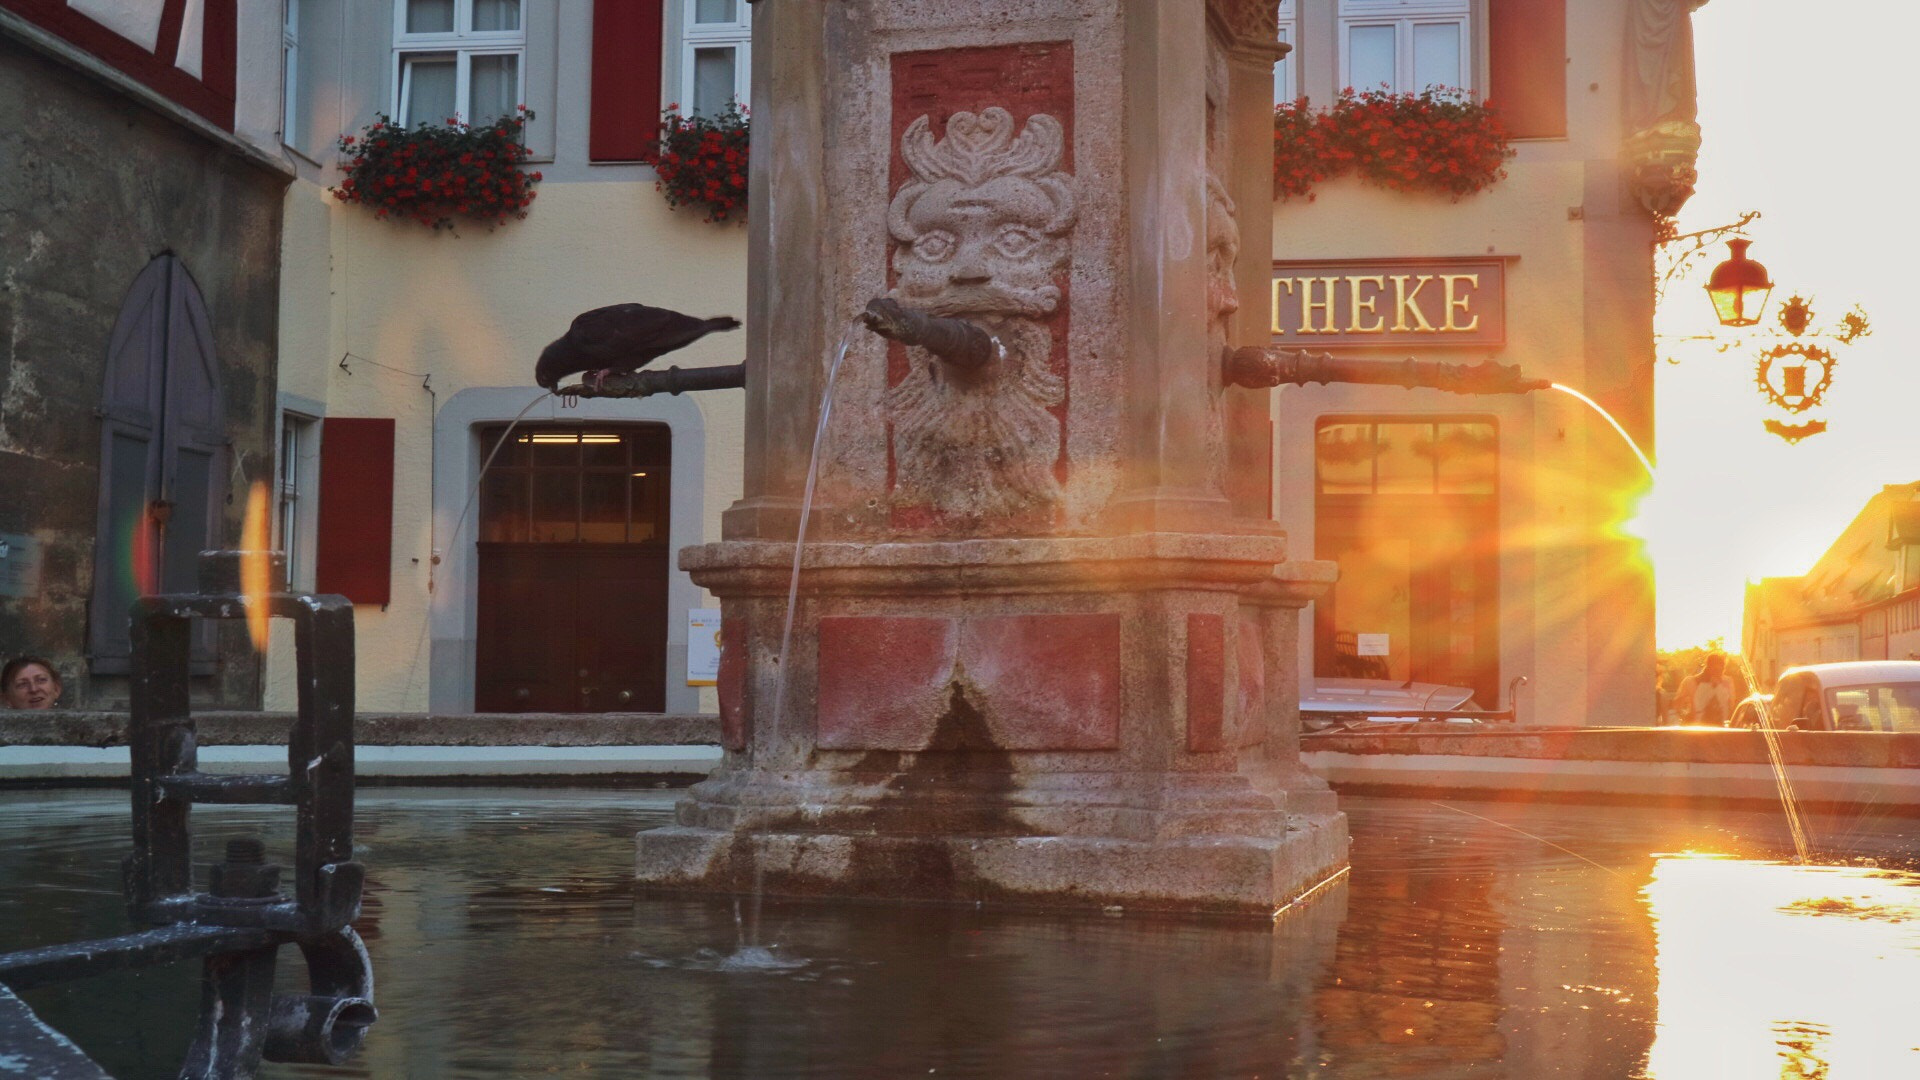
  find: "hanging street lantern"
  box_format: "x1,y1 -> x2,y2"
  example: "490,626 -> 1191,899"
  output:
1705,238 -> 1774,327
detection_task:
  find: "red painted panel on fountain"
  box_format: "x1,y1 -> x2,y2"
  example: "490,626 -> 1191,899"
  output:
816,616 -> 959,750
1236,615 -> 1267,747
718,614 -> 748,750
885,42 -> 1077,531
1187,614 -> 1226,753
960,613 -> 1121,749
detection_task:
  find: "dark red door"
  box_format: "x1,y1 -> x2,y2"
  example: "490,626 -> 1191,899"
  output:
473,425 -> 671,712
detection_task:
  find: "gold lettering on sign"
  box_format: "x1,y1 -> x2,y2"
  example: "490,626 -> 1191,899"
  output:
1347,275 -> 1386,333
1271,278 -> 1291,335
1296,277 -> 1338,334
1392,275 -> 1436,333
1441,273 -> 1480,332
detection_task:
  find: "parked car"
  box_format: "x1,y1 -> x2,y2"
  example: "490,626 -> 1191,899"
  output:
1301,678 -> 1483,731
1736,661 -> 1920,732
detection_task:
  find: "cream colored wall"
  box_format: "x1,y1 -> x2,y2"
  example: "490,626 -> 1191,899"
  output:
1269,0 -> 1656,724
1271,160 -> 1597,721
267,178 -> 748,712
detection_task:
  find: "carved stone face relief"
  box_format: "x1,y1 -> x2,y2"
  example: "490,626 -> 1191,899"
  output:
884,107 -> 1078,533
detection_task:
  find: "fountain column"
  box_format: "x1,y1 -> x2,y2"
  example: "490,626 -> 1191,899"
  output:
637,0 -> 1347,914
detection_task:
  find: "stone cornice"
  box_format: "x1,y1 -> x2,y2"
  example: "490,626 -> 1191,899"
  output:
1206,0 -> 1289,64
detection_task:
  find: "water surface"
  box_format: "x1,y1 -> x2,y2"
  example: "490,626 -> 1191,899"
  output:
3,788 -> 1918,1078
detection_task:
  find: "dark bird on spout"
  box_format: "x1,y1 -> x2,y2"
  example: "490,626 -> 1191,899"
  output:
535,303 -> 742,391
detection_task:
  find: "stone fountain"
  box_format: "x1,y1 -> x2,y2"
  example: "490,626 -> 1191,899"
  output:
631,0 -> 1349,916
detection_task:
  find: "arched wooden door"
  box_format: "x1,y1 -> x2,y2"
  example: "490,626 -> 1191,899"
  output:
473,424 -> 672,712
89,255 -> 226,672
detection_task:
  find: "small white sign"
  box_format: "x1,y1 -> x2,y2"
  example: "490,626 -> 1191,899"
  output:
687,608 -> 722,686
0,532 -> 40,600
1356,633 -> 1390,657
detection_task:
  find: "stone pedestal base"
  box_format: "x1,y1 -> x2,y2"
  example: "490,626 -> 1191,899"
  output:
635,810 -> 1348,916
639,534 -> 1346,915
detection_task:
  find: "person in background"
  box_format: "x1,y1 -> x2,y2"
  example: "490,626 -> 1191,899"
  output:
2,655 -> 62,709
1675,652 -> 1735,726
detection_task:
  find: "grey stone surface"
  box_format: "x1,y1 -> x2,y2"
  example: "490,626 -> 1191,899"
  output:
1305,727 -> 1920,768
0,27 -> 286,710
641,1 -> 1349,914
635,810 -> 1348,916
0,712 -> 722,747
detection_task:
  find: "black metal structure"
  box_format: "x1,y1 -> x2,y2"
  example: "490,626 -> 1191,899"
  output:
0,551 -> 374,1079
557,362 -> 747,399
1224,346 -> 1552,395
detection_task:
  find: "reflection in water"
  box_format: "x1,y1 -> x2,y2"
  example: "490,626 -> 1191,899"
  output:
1643,856 -> 1920,1078
2,790 -> 1918,1077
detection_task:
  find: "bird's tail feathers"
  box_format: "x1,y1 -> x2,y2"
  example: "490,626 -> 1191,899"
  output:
705,316 -> 744,333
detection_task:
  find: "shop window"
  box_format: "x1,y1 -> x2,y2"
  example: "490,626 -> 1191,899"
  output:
1314,416 -> 1499,704
1314,419 -> 1497,495
393,0 -> 525,126
1338,0 -> 1471,94
90,256 -> 227,673
478,426 -> 671,545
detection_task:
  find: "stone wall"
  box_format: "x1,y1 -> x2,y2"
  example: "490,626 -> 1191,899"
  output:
0,30 -> 286,708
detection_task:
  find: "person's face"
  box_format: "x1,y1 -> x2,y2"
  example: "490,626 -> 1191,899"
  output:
5,664 -> 59,709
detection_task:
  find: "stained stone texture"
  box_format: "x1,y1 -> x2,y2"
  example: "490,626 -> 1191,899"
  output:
638,0 -> 1347,915
0,30 -> 284,709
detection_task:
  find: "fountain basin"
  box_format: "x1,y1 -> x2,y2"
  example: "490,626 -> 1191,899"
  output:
6,787 -> 1920,1078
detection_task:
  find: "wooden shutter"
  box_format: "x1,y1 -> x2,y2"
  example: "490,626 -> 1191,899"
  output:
315,418 -> 395,605
1488,0 -> 1566,139
590,0 -> 665,161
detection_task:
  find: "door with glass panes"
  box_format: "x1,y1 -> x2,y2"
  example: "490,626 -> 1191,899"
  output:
1312,418 -> 1499,706
474,425 -> 670,712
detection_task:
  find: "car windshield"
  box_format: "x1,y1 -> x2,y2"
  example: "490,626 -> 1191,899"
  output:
1825,682 -> 1920,732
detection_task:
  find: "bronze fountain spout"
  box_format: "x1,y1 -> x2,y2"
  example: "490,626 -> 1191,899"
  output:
861,298 -> 1001,371
1224,346 -> 1552,396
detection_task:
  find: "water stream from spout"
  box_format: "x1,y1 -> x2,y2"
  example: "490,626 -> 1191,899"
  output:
439,388 -> 552,588
770,319 -> 864,737
1734,652 -> 1812,864
401,390 -> 550,703
1546,383 -> 1655,481
1549,382 -> 1809,861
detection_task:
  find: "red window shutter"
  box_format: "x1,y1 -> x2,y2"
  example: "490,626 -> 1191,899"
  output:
315,418 -> 395,606
1488,0 -> 1566,139
590,0 -> 665,162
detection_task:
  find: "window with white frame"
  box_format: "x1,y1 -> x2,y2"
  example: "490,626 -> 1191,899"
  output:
278,413 -> 318,591
1274,1 -> 1297,103
1338,0 -> 1471,94
675,0 -> 750,117
393,0 -> 525,127
282,0 -> 299,144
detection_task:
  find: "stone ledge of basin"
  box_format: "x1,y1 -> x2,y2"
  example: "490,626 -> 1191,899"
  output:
1300,727 -> 1920,769
0,711 -> 722,748
674,770 -> 1300,841
633,824 -> 1351,916
678,533 -> 1317,593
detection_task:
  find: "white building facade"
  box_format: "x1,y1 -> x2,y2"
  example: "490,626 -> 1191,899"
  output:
269,0 -> 749,714
1265,0 -> 1687,725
